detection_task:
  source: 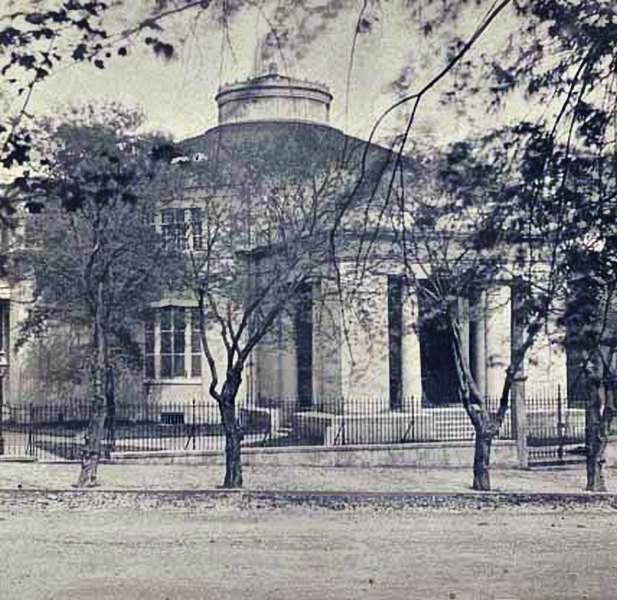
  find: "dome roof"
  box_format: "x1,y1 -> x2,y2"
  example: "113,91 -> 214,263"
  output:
179,119 -> 408,205
215,68 -> 333,126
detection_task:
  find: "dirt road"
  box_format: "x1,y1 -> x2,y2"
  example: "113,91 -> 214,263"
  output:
1,498 -> 616,600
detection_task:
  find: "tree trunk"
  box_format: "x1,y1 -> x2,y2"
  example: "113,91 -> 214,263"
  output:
76,372 -> 106,487
104,365 -> 115,454
76,286 -> 107,488
448,314 -> 498,492
586,422 -> 608,492
224,421 -> 243,489
586,382 -> 608,492
218,370 -> 243,489
472,426 -> 494,491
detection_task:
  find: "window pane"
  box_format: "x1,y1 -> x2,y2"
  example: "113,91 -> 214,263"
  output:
176,223 -> 189,249
161,209 -> 174,224
160,307 -> 172,330
144,209 -> 155,226
0,301 -> 9,353
145,355 -> 155,379
191,354 -> 201,377
145,310 -> 155,332
161,331 -> 172,354
191,330 -> 201,353
175,208 -> 186,223
162,225 -> 173,248
145,330 -> 154,355
0,305 -> 5,353
192,221 -> 203,250
174,330 -> 185,354
191,308 -> 202,352
161,355 -> 172,378
173,307 -> 185,330
174,355 -> 185,378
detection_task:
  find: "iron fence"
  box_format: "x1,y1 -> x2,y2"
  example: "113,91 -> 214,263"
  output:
0,395 -> 517,460
525,387 -> 586,465
0,400 -> 227,460
252,395 -> 513,447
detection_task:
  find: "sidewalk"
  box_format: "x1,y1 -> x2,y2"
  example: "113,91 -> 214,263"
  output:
0,460 -> 614,494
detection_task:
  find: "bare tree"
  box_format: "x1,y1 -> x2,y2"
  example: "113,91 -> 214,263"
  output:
164,126 -> 351,487
561,246 -> 617,491
18,106 -> 179,486
343,135 -> 570,491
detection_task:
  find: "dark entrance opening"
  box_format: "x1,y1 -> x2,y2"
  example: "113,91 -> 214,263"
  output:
295,282 -> 313,409
388,276 -> 403,410
417,281 -> 460,406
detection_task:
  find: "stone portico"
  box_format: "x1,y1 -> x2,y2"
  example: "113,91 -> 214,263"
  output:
251,269 -> 569,444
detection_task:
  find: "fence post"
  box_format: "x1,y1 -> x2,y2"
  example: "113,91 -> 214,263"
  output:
557,384 -> 564,461
27,403 -> 34,457
341,395 -> 346,446
0,390 -> 4,456
192,398 -> 196,451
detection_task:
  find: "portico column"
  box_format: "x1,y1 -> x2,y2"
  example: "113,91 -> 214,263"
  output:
485,285 -> 512,399
457,297 -> 470,373
402,286 -> 422,413
315,278 -> 343,413
510,280 -> 528,467
340,273 -> 390,413
469,290 -> 487,397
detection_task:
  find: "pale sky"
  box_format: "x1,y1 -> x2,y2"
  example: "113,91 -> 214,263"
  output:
4,1 -> 533,150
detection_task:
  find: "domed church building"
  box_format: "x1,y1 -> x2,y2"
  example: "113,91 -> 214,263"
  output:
141,67 -> 572,445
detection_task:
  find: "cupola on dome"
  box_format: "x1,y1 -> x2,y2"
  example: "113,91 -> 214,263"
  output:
215,65 -> 333,126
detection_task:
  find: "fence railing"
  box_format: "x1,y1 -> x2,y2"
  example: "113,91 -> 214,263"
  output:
525,388 -> 587,463
0,395 -> 519,460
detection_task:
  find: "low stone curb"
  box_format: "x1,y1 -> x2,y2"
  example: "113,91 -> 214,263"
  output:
1,489 -> 617,512
0,455 -> 36,463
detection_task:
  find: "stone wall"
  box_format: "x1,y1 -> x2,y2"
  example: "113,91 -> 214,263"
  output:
112,439 -> 519,468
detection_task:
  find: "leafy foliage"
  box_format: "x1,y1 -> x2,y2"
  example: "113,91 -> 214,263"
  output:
17,105 -> 180,383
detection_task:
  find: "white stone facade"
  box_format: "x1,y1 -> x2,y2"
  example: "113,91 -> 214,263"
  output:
0,72 -> 570,439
